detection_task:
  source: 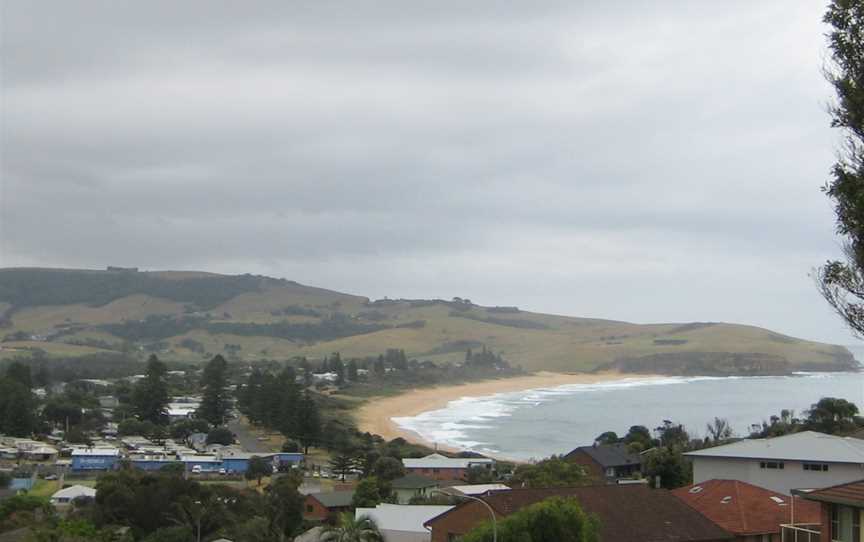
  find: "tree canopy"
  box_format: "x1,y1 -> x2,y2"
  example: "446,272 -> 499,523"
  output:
818,0 -> 864,334
132,355 -> 170,425
511,456 -> 587,488
462,497 -> 600,542
196,355 -> 231,426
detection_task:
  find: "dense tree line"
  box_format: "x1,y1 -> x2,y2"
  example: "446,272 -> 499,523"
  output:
15,467 -> 307,541
237,367 -> 321,453
0,362 -> 37,437
0,268 -> 263,310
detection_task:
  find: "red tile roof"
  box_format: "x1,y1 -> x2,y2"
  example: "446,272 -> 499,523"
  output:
672,479 -> 821,536
800,479 -> 864,507
426,485 -> 733,542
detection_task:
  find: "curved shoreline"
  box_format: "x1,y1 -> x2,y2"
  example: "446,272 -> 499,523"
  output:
354,371 -> 662,454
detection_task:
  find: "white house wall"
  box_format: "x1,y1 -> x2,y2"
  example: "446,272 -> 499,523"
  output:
692,457 -> 864,494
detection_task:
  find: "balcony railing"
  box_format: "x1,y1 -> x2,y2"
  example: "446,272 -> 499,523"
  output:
780,523 -> 821,542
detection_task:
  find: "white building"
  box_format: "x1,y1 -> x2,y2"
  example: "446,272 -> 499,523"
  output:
402,453 -> 495,480
51,485 -> 96,505
446,483 -> 511,497
685,431 -> 864,495
355,504 -> 454,542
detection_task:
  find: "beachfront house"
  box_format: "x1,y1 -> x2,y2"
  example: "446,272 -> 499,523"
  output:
684,431 -> 864,495
355,503 -> 454,542
402,453 -> 494,481
564,442 -> 642,482
424,484 -> 733,542
672,479 -> 821,542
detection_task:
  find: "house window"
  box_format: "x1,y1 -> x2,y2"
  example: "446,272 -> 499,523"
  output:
447,534 -> 463,542
802,463 -> 829,472
759,461 -> 784,469
306,505 -> 314,513
606,468 -> 615,477
832,505 -> 861,542
433,468 -> 440,473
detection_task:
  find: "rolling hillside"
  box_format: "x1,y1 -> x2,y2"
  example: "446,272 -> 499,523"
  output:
0,267 -> 856,375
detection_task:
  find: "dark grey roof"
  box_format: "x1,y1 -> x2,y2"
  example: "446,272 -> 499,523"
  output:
310,490 -> 355,508
567,443 -> 641,468
391,474 -> 439,489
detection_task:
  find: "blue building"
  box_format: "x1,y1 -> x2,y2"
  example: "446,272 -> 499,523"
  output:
270,453 -> 304,467
71,448 -> 121,471
221,456 -> 251,473
180,455 -> 222,473
130,458 -> 182,471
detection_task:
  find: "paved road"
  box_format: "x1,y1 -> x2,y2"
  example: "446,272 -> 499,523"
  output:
227,418 -> 274,454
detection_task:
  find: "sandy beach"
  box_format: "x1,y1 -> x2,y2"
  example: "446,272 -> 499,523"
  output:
355,371 -> 660,453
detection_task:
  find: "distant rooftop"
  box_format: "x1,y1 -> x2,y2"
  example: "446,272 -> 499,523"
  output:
446,483 -> 511,496
310,490 -> 355,508
71,448 -> 120,457
403,453 -> 494,470
566,443 -> 641,468
684,431 -> 864,464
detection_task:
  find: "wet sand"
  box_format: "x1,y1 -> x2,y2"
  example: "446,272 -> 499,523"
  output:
355,371 -> 660,453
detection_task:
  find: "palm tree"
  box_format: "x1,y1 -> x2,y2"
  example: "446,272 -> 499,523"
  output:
320,513 -> 383,542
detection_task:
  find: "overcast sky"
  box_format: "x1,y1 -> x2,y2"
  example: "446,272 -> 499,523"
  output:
0,1 -> 857,345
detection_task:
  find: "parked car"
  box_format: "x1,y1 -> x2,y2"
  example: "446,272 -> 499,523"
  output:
218,468 -> 226,475
44,474 -> 58,481
191,465 -> 202,474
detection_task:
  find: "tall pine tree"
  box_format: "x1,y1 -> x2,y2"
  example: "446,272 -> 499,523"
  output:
132,355 -> 170,425
196,355 -> 230,426
297,391 -> 321,454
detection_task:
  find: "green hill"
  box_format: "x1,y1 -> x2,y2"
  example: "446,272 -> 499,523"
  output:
0,267 -> 856,375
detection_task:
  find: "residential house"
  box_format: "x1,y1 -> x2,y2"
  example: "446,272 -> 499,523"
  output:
672,479 -> 821,542
685,432 -> 864,495
303,490 -> 355,523
50,485 -> 96,505
424,484 -> 733,542
793,479 -> 864,542
391,474 -> 440,504
23,446 -> 58,461
402,453 -> 494,481
565,442 -> 642,482
356,503 -> 454,542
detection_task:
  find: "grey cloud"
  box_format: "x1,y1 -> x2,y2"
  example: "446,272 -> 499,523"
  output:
0,0 -> 856,344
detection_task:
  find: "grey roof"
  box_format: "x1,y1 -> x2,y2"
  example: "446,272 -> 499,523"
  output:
309,490 -> 355,508
684,431 -> 864,463
391,474 -> 439,489
567,443 -> 641,468
355,504 -> 454,533
403,453 -> 494,469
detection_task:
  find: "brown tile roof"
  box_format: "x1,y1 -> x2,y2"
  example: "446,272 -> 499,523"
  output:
426,485 -> 733,542
800,479 -> 864,507
672,479 -> 821,536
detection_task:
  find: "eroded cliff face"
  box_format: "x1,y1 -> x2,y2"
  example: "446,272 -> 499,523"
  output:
602,351 -> 860,376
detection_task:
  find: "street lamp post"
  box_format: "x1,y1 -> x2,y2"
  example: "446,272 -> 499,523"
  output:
432,489 -> 497,542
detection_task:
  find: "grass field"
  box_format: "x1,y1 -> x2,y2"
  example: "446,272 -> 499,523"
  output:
0,269 -> 854,372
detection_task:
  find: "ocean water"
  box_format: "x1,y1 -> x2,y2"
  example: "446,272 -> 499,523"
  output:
392,370 -> 864,461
